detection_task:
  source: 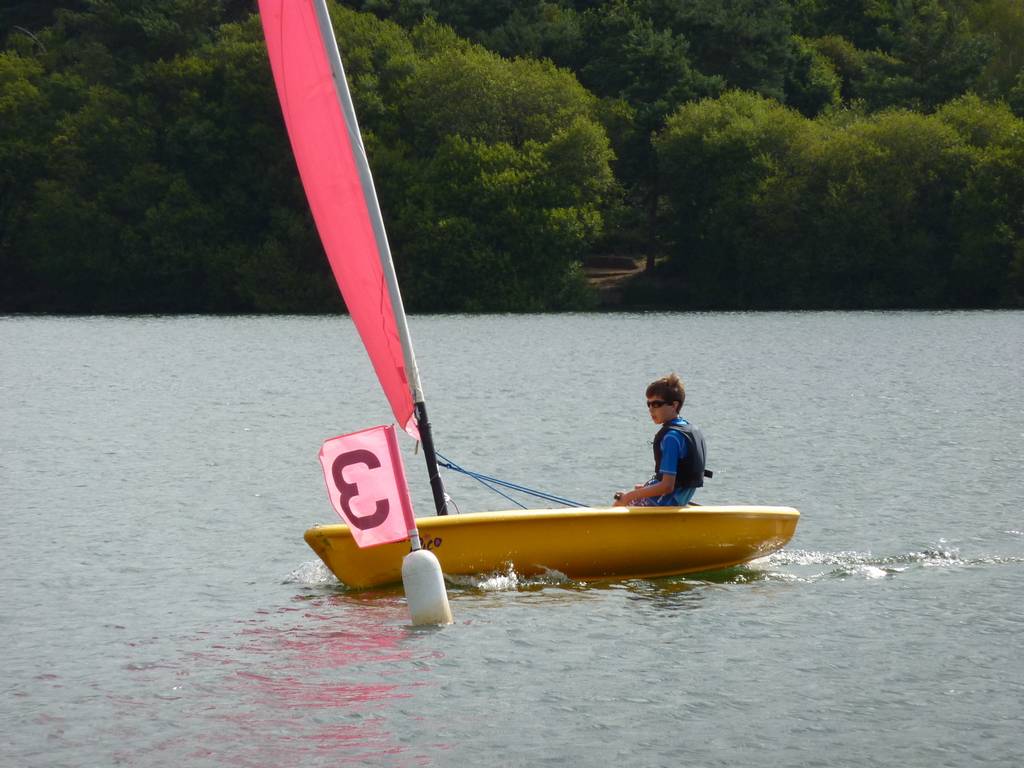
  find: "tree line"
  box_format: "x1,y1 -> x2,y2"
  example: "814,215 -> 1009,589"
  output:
2,0 -> 1023,312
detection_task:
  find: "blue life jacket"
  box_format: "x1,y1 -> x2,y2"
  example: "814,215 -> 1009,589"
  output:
653,421 -> 712,490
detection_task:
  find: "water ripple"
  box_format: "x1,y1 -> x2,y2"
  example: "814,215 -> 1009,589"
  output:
750,545 -> 1024,582
284,560 -> 338,586
445,564 -> 572,591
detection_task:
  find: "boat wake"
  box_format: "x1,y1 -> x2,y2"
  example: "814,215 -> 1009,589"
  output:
285,542 -> 1023,594
746,544 -> 1024,583
285,559 -> 572,593
285,560 -> 339,586
444,564 -> 572,592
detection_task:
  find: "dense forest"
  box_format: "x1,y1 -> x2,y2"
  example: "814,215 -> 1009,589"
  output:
2,0 -> 1023,312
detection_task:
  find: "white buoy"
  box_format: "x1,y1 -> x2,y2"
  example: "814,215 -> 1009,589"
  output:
402,547 -> 453,626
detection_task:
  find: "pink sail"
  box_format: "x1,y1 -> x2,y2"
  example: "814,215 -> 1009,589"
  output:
319,425 -> 417,548
259,0 -> 417,437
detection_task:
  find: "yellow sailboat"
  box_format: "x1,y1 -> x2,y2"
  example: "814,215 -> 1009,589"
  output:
305,506 -> 799,588
260,0 -> 799,590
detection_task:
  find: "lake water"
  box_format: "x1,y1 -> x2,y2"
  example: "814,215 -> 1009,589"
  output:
2,312 -> 1022,767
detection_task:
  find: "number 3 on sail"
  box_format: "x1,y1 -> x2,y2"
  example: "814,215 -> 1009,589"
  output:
318,425 -> 416,549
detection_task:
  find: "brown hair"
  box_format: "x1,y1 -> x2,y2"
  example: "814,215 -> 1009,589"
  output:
646,373 -> 685,411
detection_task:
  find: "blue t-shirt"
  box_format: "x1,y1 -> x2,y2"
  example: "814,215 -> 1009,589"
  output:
638,417 -> 695,507
658,417 -> 689,477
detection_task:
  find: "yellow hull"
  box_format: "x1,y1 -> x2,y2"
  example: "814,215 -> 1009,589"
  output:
304,505 -> 799,588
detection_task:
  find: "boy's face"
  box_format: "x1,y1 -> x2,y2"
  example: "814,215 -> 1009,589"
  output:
646,399 -> 678,425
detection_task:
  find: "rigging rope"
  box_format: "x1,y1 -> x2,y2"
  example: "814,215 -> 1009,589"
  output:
435,452 -> 587,510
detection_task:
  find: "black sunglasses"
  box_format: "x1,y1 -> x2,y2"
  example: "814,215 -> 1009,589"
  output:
646,399 -> 670,408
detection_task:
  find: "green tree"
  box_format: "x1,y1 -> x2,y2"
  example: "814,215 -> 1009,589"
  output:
399,38 -> 596,147
790,0 -> 882,49
1009,70 -> 1024,117
20,83 -> 155,310
572,0 -> 722,269
665,0 -> 797,102
7,0 -> 1022,313
390,130 -> 607,310
380,25 -> 615,309
967,0 -> 1024,100
654,91 -> 816,307
355,0 -> 584,62
784,34 -> 842,116
809,34 -> 911,110
800,0 -> 1017,111
1,2 -> 86,37
0,52 -> 56,309
936,95 -> 1024,305
875,0 -> 991,110
138,15 -> 340,311
39,0 -> 237,87
655,90 -> 1024,309
798,110 -> 966,306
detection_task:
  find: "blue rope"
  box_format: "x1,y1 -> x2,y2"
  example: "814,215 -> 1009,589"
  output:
435,452 -> 587,509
